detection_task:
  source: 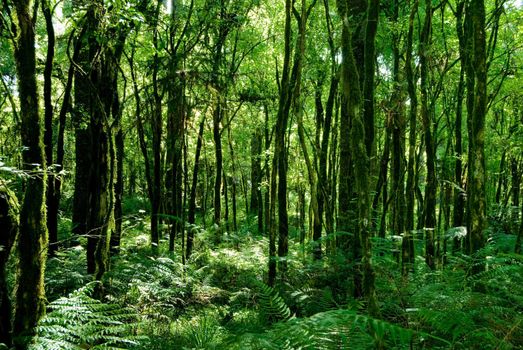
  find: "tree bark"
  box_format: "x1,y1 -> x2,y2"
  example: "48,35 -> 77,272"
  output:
419,0 -> 436,270
337,0 -> 379,314
0,186 -> 18,346
403,0 -> 418,275
466,0 -> 487,264
250,129 -> 263,232
41,0 -> 57,255
390,0 -> 406,244
12,0 -> 48,344
269,0 -> 294,286
151,2 -> 163,251
453,0 -> 466,241
187,116 -> 205,258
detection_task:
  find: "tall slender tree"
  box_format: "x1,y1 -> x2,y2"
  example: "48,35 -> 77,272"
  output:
419,0 -> 436,270
466,0 -> 487,263
403,0 -> 418,274
11,0 -> 48,344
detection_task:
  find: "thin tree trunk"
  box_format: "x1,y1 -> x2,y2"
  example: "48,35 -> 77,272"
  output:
251,129 -> 263,232
403,0 -> 418,275
515,199 -> 523,254
151,2 -> 162,251
227,127 -> 238,232
187,116 -> 205,258
420,0 -> 436,270
453,1 -> 466,253
466,0 -> 487,265
42,0 -> 57,255
293,0 -> 320,259
269,0 -> 295,286
213,102 -> 223,235
390,0 -> 406,244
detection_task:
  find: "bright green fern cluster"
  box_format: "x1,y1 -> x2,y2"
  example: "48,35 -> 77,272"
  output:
30,282 -> 145,350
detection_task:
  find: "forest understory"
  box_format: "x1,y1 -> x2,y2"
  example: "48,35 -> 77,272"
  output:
18,207 -> 523,349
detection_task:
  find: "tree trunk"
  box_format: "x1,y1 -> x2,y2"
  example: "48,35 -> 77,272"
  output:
516,199 -> 523,254
213,102 -> 223,235
187,116 -> 205,258
337,0 -> 379,314
0,186 -> 18,346
168,78 -> 185,252
42,0 -> 57,255
453,1 -> 466,253
293,0 -> 320,259
419,0 -> 436,270
12,0 -> 48,344
251,129 -> 263,233
372,117 -> 391,234
511,158 -> 521,231
151,3 -> 163,251
227,127 -> 238,232
72,11 -> 93,240
466,0 -> 487,264
268,0 -> 295,286
52,26 -> 82,252
403,0 -> 418,275
390,0 -> 406,244
250,130 -> 262,215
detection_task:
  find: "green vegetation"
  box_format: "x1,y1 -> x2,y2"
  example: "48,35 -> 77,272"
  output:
1,0 -> 522,348
30,221 -> 523,349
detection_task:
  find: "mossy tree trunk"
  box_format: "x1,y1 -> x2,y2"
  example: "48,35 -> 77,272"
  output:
318,0 -> 339,252
75,2 -> 124,278
390,0 -> 406,247
109,30 -> 129,254
293,0 -> 319,259
466,0 -> 487,263
0,186 -> 18,346
12,0 -> 49,345
337,0 -> 379,313
72,0 -> 93,241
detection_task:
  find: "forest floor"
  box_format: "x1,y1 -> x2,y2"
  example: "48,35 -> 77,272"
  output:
32,207 -> 523,349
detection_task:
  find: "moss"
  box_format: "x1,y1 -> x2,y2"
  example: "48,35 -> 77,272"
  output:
0,184 -> 19,346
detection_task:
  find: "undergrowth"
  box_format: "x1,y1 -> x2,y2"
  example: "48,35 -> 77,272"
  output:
37,218 -> 523,349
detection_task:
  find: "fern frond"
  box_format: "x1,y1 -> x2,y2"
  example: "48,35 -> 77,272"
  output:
29,282 -> 145,350
256,283 -> 291,323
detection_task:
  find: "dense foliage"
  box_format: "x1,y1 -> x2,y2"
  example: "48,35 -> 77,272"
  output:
0,0 -> 522,348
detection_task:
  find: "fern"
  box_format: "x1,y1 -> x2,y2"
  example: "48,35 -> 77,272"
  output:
225,309 -> 438,350
290,287 -> 338,316
30,282 -> 145,350
256,283 -> 291,323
